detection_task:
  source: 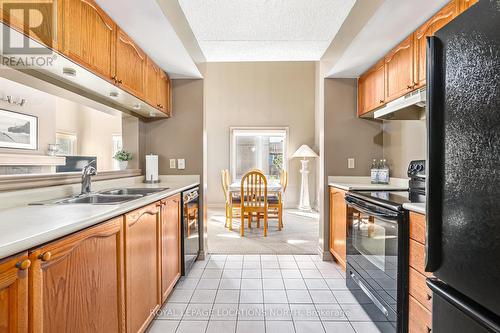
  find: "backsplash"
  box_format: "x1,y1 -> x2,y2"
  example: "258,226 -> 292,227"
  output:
382,119 -> 427,178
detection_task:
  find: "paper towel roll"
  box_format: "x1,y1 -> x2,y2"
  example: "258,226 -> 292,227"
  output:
145,154 -> 159,182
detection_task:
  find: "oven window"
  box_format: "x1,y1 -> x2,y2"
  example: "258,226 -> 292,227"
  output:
353,214 -> 389,271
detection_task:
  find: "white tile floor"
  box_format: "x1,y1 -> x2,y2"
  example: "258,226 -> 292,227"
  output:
147,255 -> 394,333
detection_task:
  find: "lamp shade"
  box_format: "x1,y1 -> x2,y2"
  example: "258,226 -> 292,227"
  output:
291,145 -> 319,158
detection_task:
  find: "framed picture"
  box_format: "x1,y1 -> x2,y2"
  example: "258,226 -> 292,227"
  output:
0,109 -> 38,150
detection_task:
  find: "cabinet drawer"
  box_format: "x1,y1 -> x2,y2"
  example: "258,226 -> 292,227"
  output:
409,212 -> 426,244
409,239 -> 432,277
409,295 -> 432,333
409,267 -> 432,312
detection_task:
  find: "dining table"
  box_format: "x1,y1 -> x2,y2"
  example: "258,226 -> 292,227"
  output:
227,181 -> 282,195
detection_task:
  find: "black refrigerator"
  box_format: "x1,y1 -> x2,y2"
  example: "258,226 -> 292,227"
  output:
426,0 -> 500,332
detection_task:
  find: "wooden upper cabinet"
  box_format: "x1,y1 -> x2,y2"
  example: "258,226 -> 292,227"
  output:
145,57 -> 160,107
29,217 -> 125,333
459,0 -> 478,13
0,1 -> 56,48
58,0 -> 117,82
329,187 -> 347,269
157,71 -> 171,116
115,28 -> 147,100
385,34 -> 415,102
414,1 -> 458,87
358,59 -> 385,116
0,252 -> 29,333
124,203 -> 161,333
161,194 -> 181,302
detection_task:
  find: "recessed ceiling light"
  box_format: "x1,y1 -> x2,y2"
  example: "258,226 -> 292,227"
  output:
62,67 -> 77,77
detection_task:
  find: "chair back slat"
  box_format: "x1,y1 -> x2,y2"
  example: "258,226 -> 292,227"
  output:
221,169 -> 230,202
280,169 -> 288,193
241,170 -> 267,208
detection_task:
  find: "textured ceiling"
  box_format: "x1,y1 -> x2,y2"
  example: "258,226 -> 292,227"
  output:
178,0 -> 356,62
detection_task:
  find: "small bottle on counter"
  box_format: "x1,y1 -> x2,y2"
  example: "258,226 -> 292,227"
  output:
370,159 -> 379,184
378,159 -> 390,184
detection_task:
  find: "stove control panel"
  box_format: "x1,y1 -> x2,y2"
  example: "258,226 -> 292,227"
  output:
407,160 -> 426,178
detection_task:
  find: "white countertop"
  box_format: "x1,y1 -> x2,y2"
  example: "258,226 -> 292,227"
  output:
403,203 -> 426,215
328,176 -> 409,191
0,176 -> 199,259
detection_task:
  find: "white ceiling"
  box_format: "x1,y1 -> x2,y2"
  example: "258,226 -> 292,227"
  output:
326,0 -> 449,78
95,0 -> 202,79
178,0 -> 356,62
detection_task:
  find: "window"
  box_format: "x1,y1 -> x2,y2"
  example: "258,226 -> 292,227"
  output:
230,128 -> 287,181
112,134 -> 123,170
55,132 -> 77,156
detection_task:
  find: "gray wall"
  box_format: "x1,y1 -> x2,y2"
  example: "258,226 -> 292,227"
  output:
323,78 -> 384,257
382,120 -> 426,178
324,78 -> 383,177
141,79 -> 204,175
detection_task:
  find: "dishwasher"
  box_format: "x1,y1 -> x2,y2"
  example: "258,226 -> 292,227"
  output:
181,186 -> 200,275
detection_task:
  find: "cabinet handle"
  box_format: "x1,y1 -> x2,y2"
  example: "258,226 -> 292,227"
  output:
379,99 -> 384,104
38,252 -> 52,262
16,259 -> 31,270
116,79 -> 123,84
426,326 -> 432,333
426,293 -> 432,300
407,85 -> 413,89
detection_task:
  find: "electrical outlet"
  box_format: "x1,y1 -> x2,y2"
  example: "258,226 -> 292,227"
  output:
177,159 -> 185,170
348,158 -> 355,169
169,159 -> 176,169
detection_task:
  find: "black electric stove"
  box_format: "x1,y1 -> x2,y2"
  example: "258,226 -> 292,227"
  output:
344,160 -> 426,333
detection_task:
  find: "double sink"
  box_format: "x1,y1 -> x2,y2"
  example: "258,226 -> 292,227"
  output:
31,188 -> 170,205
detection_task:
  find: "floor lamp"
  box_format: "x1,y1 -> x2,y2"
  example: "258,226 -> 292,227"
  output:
291,145 -> 318,211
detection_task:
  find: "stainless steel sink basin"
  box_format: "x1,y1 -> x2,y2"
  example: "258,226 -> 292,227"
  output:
54,194 -> 143,205
98,188 -> 169,196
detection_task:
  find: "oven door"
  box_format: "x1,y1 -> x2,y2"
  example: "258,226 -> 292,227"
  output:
345,195 -> 408,332
182,187 -> 200,275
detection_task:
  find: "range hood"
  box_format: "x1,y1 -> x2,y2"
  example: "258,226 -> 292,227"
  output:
374,87 -> 426,120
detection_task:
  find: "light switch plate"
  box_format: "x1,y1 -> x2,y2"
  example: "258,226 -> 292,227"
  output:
169,159 -> 176,169
348,158 -> 355,169
177,159 -> 185,170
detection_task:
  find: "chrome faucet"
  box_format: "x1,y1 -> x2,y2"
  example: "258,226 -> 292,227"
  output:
81,160 -> 97,195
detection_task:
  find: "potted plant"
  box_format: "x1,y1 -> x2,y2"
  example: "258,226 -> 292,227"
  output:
113,150 -> 132,170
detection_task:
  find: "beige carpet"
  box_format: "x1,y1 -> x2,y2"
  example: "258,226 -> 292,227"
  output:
207,208 -> 319,255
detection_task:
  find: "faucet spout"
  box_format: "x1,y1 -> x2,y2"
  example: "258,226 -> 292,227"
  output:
81,160 -> 97,195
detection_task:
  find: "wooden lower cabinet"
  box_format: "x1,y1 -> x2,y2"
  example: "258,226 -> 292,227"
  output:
0,252 -> 30,333
408,212 -> 433,332
124,203 -> 161,333
409,295 -> 432,333
160,194 -> 181,302
329,187 -> 347,269
28,217 -> 125,333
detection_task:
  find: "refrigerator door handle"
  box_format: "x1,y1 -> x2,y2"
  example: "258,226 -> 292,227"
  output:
425,36 -> 444,272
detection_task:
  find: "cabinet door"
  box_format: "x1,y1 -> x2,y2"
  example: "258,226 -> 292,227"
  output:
125,203 -> 161,333
0,252 -> 29,333
157,71 -> 171,116
29,217 -> 125,333
115,28 -> 147,99
385,34 -> 415,102
145,57 -> 160,108
58,0 -> 116,82
329,188 -> 347,269
414,2 -> 457,87
161,194 -> 181,302
459,0 -> 478,13
358,59 -> 385,116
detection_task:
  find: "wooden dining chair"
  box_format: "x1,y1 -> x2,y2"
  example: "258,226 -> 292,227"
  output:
240,170 -> 268,237
268,170 -> 288,230
221,169 -> 240,230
